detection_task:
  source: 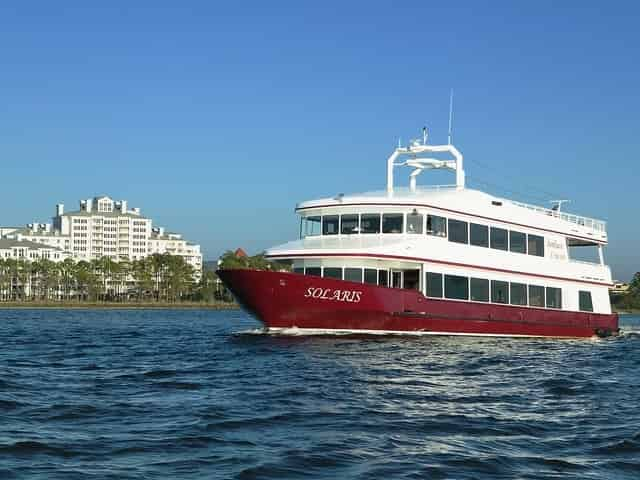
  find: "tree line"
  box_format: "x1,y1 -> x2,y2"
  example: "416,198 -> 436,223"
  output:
611,272 -> 640,312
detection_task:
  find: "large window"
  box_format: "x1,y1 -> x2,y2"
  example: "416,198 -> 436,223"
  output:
529,285 -> 545,307
546,287 -> 562,309
344,268 -> 363,283
490,227 -> 508,251
510,231 -> 527,254
302,216 -> 321,237
364,269 -> 378,285
322,215 -> 339,235
510,282 -> 528,305
406,212 -> 423,234
427,215 -> 447,237
426,272 -> 443,298
361,214 -> 381,234
379,270 -> 389,287
305,267 -> 321,277
293,267 -> 304,275
470,278 -> 489,302
528,234 -> 545,257
448,219 -> 469,244
470,223 -> 489,247
323,267 -> 342,280
579,291 -> 593,312
341,214 -> 359,235
445,274 -> 469,300
382,214 -> 403,233
491,280 -> 509,304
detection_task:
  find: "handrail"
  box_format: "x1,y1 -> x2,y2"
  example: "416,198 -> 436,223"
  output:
508,200 -> 606,233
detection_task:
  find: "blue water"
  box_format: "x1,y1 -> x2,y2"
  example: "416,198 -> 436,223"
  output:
1,310 -> 639,479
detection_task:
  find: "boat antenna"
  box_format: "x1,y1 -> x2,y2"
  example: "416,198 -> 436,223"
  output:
447,88 -> 454,145
422,126 -> 428,145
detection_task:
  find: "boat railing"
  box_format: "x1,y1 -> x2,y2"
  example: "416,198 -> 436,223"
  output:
508,200 -> 606,233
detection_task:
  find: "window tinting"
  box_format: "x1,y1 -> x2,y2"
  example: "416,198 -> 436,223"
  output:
528,234 -> 545,257
344,268 -> 363,283
546,287 -> 562,309
490,227 -> 508,251
445,275 -> 469,300
426,272 -> 443,298
406,213 -> 423,234
322,215 -> 339,235
361,214 -> 381,234
293,267 -> 304,275
427,215 -> 447,237
510,231 -> 527,254
470,223 -> 489,247
448,219 -> 469,244
382,214 -> 404,233
510,282 -> 528,305
470,278 -> 490,302
579,291 -> 593,312
529,285 -> 545,307
491,280 -> 509,304
322,267 -> 342,280
378,270 -> 389,287
305,267 -> 321,277
303,216 -> 321,237
364,269 -> 378,285
341,214 -> 359,235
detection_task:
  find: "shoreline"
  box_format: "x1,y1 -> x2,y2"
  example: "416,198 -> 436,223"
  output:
0,302 -> 239,310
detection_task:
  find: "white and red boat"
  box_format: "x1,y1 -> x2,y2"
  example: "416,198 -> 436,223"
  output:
218,133 -> 618,338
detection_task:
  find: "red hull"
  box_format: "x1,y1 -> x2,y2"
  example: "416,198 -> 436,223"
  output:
217,269 -> 619,338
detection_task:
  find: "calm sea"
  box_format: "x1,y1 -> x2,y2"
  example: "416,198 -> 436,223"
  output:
1,309 -> 639,479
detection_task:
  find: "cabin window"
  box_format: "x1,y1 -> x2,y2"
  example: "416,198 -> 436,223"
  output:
510,282 -> 528,305
491,280 -> 509,304
344,268 -> 363,283
341,214 -> 360,235
490,227 -> 508,251
303,216 -> 321,237
445,274 -> 469,300
406,212 -> 423,234
323,267 -> 342,280
382,214 -> 404,233
448,219 -> 469,244
546,287 -> 562,309
293,267 -> 304,275
470,223 -> 489,247
528,234 -> 545,257
361,214 -> 381,234
427,215 -> 447,237
403,270 -> 420,290
470,278 -> 490,302
378,270 -> 389,287
426,272 -> 443,298
305,267 -> 321,277
529,285 -> 545,307
579,291 -> 594,312
364,269 -> 378,285
510,231 -> 527,254
322,215 -> 339,235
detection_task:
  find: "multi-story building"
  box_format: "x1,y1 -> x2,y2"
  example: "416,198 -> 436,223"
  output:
0,238 -> 71,262
148,227 -> 203,278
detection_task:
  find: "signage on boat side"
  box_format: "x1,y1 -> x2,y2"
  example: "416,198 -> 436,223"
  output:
546,238 -> 567,261
304,287 -> 362,303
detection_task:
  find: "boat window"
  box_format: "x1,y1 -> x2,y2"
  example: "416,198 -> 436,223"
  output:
426,272 -> 443,298
448,219 -> 469,244
392,271 -> 402,288
361,214 -> 381,234
470,278 -> 489,302
491,280 -> 509,304
344,268 -> 363,283
303,216 -> 321,237
546,287 -> 562,309
341,214 -> 360,235
364,268 -> 378,285
470,223 -> 489,247
510,282 -> 528,305
406,212 -> 423,234
510,231 -> 527,254
403,270 -> 420,290
528,234 -> 545,257
490,227 -> 508,251
305,267 -> 321,277
529,285 -> 545,307
293,267 -> 304,275
445,275 -> 469,300
579,291 -> 593,312
323,267 -> 342,280
426,215 -> 447,237
382,214 -> 404,234
379,270 -> 389,287
322,215 -> 339,235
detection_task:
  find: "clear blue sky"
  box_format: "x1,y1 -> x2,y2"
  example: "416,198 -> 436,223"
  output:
1,1 -> 638,280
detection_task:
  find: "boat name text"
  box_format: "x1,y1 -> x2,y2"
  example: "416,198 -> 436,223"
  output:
304,287 -> 362,303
